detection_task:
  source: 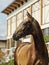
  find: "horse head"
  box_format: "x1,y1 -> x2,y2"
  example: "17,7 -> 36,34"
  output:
12,12 -> 46,52
13,12 -> 37,40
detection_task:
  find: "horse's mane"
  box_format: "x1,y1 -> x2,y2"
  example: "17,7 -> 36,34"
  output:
32,19 -> 48,58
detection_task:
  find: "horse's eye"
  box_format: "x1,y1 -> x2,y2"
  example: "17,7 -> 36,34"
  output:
23,23 -> 26,26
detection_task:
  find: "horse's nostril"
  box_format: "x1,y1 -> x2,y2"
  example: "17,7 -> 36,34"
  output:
13,34 -> 16,40
13,33 -> 20,40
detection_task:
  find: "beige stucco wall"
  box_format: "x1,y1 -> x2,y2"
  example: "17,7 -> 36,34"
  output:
6,0 -> 49,48
0,42 -> 6,48
7,0 -> 49,39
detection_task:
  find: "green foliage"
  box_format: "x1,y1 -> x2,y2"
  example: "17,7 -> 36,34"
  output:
44,35 -> 49,43
8,60 -> 14,65
0,60 -> 14,65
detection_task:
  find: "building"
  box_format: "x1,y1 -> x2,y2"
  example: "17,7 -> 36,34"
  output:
46,42 -> 49,57
2,0 -> 49,49
0,40 -> 7,49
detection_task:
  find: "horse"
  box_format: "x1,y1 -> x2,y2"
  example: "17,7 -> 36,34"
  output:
13,12 -> 48,65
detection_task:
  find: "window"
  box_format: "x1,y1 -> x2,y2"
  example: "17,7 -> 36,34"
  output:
24,7 -> 30,20
42,27 -> 49,43
43,5 -> 49,24
12,16 -> 16,35
32,2 -> 40,13
8,19 -> 10,36
8,39 -> 10,49
42,28 -> 49,35
43,0 -> 49,7
42,0 -> 49,24
11,38 -> 15,47
32,1 -> 40,24
17,12 -> 23,27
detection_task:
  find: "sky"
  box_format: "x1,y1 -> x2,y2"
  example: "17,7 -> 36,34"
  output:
0,0 -> 14,40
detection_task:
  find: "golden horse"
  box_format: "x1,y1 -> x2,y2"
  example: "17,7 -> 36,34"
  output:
13,12 -> 48,65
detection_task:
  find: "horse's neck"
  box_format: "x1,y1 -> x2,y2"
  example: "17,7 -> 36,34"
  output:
31,36 -> 36,54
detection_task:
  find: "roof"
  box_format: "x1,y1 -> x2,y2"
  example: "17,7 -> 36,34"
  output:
2,0 -> 27,15
0,40 -> 7,42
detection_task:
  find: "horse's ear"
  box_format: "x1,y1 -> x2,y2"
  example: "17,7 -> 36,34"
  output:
26,11 -> 31,17
26,11 -> 34,21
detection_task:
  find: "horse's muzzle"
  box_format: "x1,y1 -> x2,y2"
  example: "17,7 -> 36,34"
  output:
13,33 -> 19,40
